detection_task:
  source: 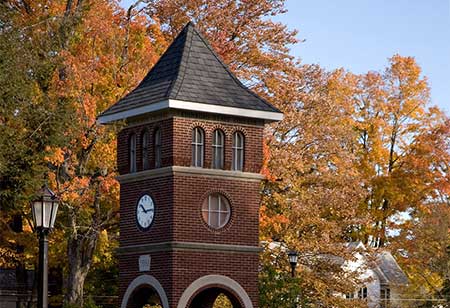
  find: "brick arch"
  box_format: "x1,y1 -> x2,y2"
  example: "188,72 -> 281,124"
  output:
177,275 -> 253,308
121,275 -> 169,308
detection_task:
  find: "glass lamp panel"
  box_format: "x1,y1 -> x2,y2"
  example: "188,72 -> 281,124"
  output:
288,251 -> 298,264
49,202 -> 59,229
32,200 -> 42,228
43,200 -> 54,228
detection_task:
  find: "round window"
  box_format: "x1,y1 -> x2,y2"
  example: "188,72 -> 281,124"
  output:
201,193 -> 231,229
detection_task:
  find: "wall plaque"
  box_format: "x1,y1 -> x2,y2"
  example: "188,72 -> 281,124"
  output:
139,255 -> 151,272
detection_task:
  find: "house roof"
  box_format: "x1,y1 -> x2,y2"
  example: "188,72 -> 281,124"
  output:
98,22 -> 282,124
375,251 -> 408,286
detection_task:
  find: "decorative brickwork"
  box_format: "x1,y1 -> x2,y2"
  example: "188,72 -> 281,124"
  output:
117,113 -> 264,308
117,116 -> 264,176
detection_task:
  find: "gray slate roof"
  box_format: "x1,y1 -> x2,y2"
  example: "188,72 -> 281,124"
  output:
100,22 -> 281,119
375,251 -> 409,285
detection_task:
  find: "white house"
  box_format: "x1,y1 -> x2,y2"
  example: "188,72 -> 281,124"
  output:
343,242 -> 408,308
264,241 -> 408,307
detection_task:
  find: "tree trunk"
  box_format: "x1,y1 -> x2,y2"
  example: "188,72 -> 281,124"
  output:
64,232 -> 98,306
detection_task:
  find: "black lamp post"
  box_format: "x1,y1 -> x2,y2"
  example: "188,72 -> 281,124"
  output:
287,250 -> 298,277
31,186 -> 59,308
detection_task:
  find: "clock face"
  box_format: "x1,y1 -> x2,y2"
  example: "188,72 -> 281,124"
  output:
136,194 -> 155,231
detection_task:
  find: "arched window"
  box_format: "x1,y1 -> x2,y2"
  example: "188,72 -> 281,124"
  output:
154,128 -> 162,168
201,193 -> 231,229
211,129 -> 224,169
232,132 -> 244,171
192,127 -> 204,167
142,130 -> 149,170
129,133 -> 137,173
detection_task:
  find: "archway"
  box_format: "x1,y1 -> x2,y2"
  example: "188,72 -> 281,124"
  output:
177,275 -> 253,308
189,287 -> 241,308
121,275 -> 169,308
129,285 -> 163,308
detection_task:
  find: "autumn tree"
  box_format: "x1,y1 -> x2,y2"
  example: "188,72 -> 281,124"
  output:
0,0 -> 76,271
329,55 -> 450,304
132,1 -> 373,306
1,0 -> 159,306
328,55 -> 450,248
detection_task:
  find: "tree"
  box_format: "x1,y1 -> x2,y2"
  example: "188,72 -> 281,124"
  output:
0,0 -> 159,306
260,65 -> 370,307
138,2 -> 371,306
327,55 -> 450,304
0,0 -> 76,270
337,55 -> 449,248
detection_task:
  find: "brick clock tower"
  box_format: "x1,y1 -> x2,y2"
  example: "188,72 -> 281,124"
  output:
98,23 -> 282,308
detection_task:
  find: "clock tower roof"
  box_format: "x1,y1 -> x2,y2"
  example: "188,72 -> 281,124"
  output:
98,22 -> 283,124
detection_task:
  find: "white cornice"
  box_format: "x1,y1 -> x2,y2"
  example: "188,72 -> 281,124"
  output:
97,99 -> 283,124
116,166 -> 264,183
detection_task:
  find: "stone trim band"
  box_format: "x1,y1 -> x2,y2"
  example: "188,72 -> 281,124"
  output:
117,241 -> 262,255
116,165 -> 264,183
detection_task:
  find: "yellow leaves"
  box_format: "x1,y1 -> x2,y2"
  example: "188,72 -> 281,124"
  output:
60,177 -> 91,205
44,146 -> 65,166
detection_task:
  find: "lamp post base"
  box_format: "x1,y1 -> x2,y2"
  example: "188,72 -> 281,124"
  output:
37,229 -> 49,308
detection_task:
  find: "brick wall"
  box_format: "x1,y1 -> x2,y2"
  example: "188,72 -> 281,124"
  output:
118,113 -> 264,308
119,251 -> 259,308
117,115 -> 264,175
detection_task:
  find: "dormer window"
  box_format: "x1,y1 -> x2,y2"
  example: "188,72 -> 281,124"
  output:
154,128 -> 162,168
142,130 -> 149,170
232,132 -> 244,171
192,127 -> 204,167
212,129 -> 224,169
129,133 -> 137,173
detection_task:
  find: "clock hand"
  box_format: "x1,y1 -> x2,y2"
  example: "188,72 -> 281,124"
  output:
139,204 -> 147,213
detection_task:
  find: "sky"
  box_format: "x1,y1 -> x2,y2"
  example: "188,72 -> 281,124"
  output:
277,0 -> 450,114
120,0 -> 450,114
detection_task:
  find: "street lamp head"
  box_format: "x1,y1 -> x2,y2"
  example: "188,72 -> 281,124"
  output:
288,250 -> 298,267
31,185 -> 59,231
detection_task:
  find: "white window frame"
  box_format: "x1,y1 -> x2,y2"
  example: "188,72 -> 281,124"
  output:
232,132 -> 244,171
192,127 -> 204,167
212,129 -> 224,169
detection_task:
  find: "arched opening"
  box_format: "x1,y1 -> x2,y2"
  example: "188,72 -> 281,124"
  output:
177,275 -> 253,308
128,285 -> 162,308
121,275 -> 169,308
188,287 -> 242,308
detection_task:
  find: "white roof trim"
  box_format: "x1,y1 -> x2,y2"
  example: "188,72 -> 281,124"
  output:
97,100 -> 169,124
97,99 -> 283,124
